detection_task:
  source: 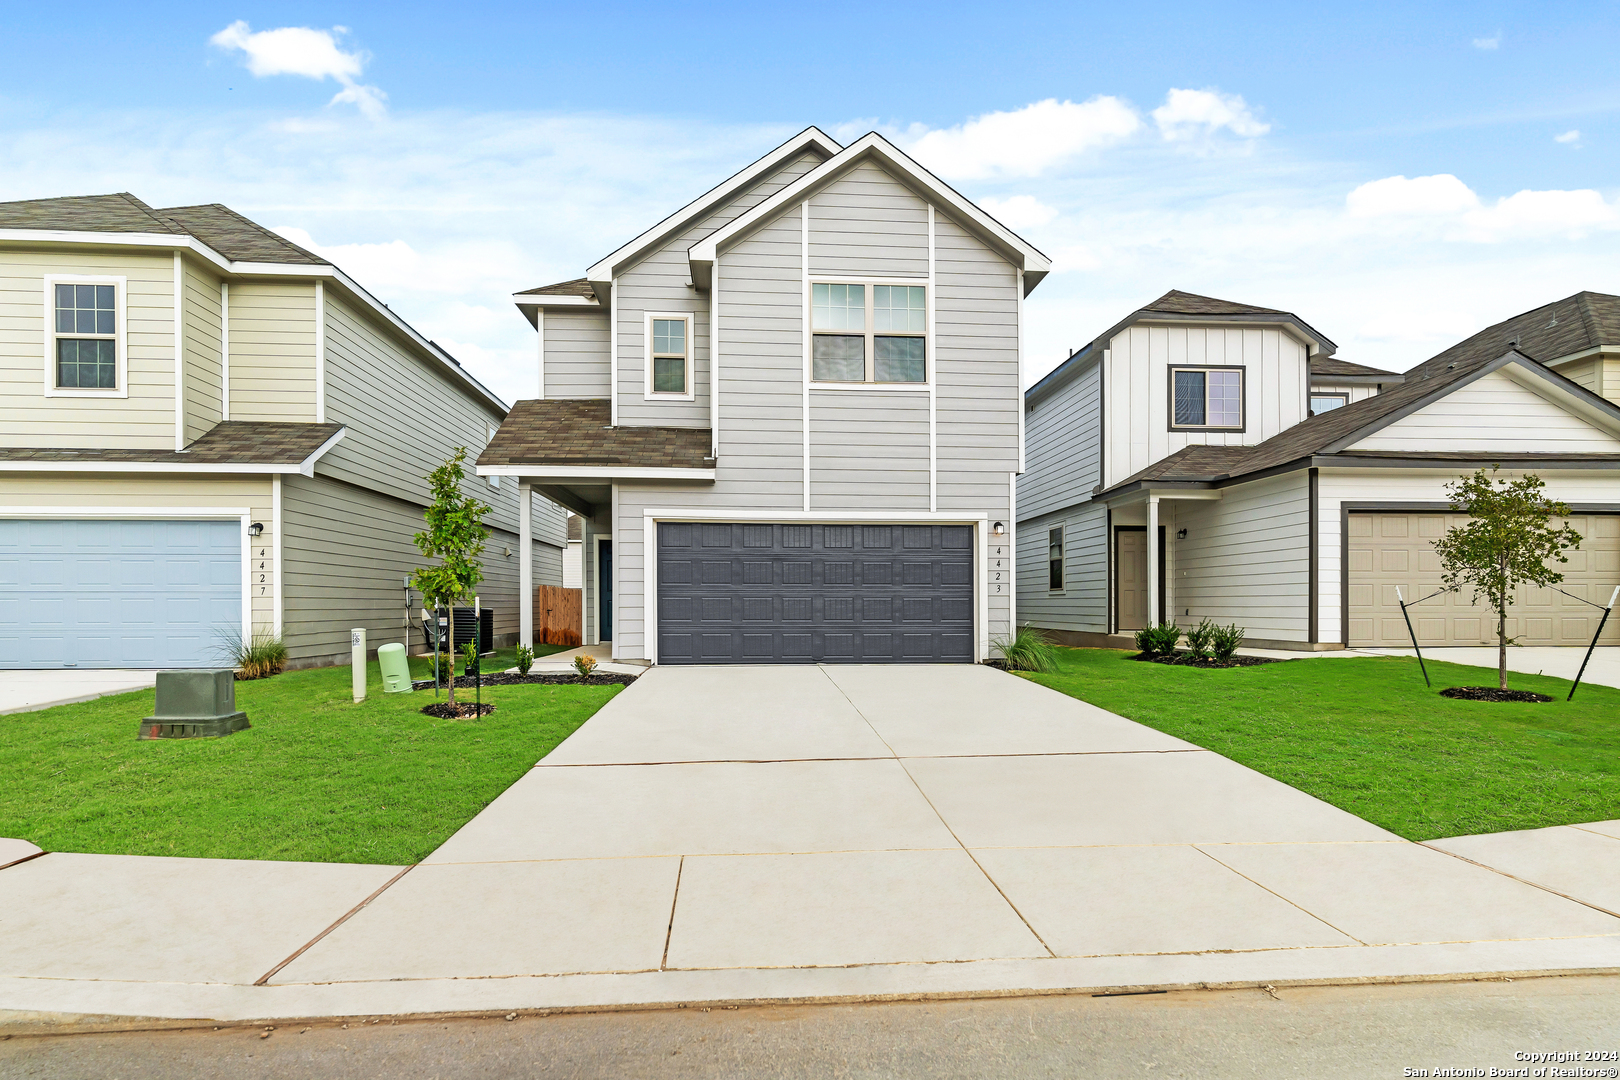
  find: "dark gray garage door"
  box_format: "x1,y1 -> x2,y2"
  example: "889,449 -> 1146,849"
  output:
656,522 -> 974,664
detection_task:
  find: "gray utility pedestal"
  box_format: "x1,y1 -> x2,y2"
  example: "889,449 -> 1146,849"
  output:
138,669 -> 251,740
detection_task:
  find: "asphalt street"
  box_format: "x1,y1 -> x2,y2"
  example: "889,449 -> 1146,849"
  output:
4,975 -> 1617,1079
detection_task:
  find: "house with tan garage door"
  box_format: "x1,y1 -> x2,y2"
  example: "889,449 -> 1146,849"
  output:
479,127 -> 1050,664
0,194 -> 565,670
1018,290 -> 1620,651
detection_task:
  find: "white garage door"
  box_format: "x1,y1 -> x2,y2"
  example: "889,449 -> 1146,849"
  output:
1347,512 -> 1620,647
0,518 -> 243,669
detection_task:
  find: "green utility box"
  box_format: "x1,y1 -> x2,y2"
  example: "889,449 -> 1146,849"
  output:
378,642 -> 412,693
138,669 -> 250,740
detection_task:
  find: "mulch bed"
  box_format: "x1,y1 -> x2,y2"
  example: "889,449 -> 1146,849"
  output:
410,671 -> 639,692
1131,652 -> 1287,668
419,701 -> 497,719
1440,686 -> 1553,703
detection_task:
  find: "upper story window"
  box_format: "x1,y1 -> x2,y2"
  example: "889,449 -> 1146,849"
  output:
644,313 -> 693,400
1170,366 -> 1244,431
49,281 -> 122,394
1310,392 -> 1348,415
811,282 -> 927,384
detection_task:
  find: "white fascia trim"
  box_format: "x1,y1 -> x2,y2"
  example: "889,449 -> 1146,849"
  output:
272,473 -> 283,637
0,505 -> 253,517
173,253 -> 185,451
298,425 -> 348,476
512,293 -> 600,308
640,508 -> 986,522
313,281 -> 326,423
478,465 -> 716,481
220,281 -> 230,421
0,460 -> 324,474
689,133 -> 1052,293
2,230 -> 509,415
584,126 -> 843,285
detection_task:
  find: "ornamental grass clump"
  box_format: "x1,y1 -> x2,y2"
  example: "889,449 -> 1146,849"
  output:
214,627 -> 287,680
994,625 -> 1060,673
1133,622 -> 1183,657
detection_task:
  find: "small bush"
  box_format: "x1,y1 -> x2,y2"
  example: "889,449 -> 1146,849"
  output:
1184,618 -> 1216,660
515,644 -> 535,675
460,640 -> 481,677
994,625 -> 1059,673
1133,622 -> 1183,657
572,653 -> 599,678
214,626 -> 287,680
1209,622 -> 1245,661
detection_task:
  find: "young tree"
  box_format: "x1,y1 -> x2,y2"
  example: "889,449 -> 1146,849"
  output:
412,448 -> 492,708
1432,468 -> 1582,690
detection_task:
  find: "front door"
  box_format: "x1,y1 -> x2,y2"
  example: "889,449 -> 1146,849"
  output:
598,538 -> 613,642
1114,526 -> 1164,632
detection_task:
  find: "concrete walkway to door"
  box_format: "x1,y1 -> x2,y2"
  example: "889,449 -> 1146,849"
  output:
5,664 -> 1618,1027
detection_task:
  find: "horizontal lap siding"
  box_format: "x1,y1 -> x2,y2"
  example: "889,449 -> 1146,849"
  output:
615,150 -> 824,427
1349,370 -> 1620,452
1018,361 -> 1100,522
809,393 -> 929,508
228,282 -> 316,423
542,308 -> 611,398
1174,472 -> 1310,640
1017,502 -> 1108,633
809,161 -> 928,278
0,250 -> 176,449
183,261 -> 223,443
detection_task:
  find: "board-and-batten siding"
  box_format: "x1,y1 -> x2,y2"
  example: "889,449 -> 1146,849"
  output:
1172,472 -> 1311,641
1104,325 -> 1308,490
614,149 -> 827,427
934,214 -> 1019,512
0,473 -> 274,630
542,308 -> 610,399
1017,502 -> 1108,633
182,260 -> 223,443
1348,369 -> 1620,453
0,250 -> 176,450
1311,382 -> 1379,407
227,282 -> 317,423
808,159 -> 929,278
1018,359 -> 1101,521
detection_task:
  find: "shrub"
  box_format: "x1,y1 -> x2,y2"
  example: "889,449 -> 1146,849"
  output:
460,640 -> 481,678
214,626 -> 287,680
516,644 -> 535,675
994,625 -> 1059,673
1184,618 -> 1216,660
1133,622 -> 1183,657
572,653 -> 599,678
1209,622 -> 1245,661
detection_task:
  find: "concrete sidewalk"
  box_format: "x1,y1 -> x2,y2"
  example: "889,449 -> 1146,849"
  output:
3,665 -> 1618,1029
1367,646 -> 1620,691
0,669 -> 158,715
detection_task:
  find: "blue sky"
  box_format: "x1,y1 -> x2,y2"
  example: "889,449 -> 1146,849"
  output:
4,2 -> 1618,403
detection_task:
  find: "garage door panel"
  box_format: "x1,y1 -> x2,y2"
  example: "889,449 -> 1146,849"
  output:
657,521 -> 974,665
0,518 -> 242,668
1348,511 -> 1619,647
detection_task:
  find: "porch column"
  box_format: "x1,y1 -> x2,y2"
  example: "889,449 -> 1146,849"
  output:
1147,495 -> 1160,626
518,480 -> 534,649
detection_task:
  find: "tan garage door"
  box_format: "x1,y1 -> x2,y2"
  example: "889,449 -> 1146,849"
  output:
1347,512 -> 1620,647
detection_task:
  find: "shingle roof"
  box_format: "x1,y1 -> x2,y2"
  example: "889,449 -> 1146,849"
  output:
1405,291 -> 1620,381
0,422 -> 343,465
479,399 -> 713,470
515,278 -> 597,298
1310,357 -> 1399,378
0,193 -> 324,265
1141,290 -> 1285,317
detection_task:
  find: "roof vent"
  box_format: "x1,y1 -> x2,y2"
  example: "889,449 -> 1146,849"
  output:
1547,317 -> 1558,328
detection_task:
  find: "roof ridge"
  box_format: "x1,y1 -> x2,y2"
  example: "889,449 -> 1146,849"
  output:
157,202 -> 326,264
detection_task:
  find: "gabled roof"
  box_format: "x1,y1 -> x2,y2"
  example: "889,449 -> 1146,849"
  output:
580,127 -> 842,297
688,132 -> 1052,296
158,204 -> 323,264
0,193 -> 184,234
516,278 -> 597,298
1026,290 -> 1338,406
1405,291 -> 1620,381
1310,357 -> 1399,380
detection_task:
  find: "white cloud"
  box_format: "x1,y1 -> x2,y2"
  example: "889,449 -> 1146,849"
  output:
1464,188 -> 1617,239
1555,129 -> 1582,145
903,97 -> 1140,180
979,194 -> 1057,230
1346,174 -> 1480,217
1152,88 -> 1270,141
210,21 -> 387,119
1473,32 -> 1501,49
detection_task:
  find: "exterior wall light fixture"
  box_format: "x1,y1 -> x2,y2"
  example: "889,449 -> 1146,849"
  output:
1177,528 -> 1188,539
991,521 -> 1006,537
248,522 -> 265,537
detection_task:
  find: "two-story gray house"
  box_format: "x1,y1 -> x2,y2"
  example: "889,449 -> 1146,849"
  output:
479,128 -> 1051,664
0,194 -> 566,669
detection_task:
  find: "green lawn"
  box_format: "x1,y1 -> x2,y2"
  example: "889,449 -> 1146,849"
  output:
407,642 -> 573,681
1025,648 -> 1620,841
1,659 -> 618,865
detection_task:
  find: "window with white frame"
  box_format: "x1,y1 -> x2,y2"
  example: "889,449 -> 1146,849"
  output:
646,314 -> 691,397
811,282 -> 927,383
1309,392 -> 1348,415
1170,366 -> 1244,430
51,282 -> 119,391
1048,526 -> 1064,591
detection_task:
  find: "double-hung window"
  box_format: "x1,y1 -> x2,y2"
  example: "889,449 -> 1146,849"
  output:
1170,366 -> 1244,430
811,282 -> 927,384
1048,526 -> 1065,591
48,279 -> 123,395
1309,392 -> 1348,415
644,313 -> 693,399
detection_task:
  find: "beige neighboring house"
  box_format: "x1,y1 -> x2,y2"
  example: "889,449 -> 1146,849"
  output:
1019,290 -> 1620,651
0,193 -> 565,669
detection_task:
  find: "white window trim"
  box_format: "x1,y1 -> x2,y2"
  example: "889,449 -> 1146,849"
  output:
642,311 -> 696,401
807,275 -> 932,391
43,275 -> 128,399
1047,522 -> 1066,594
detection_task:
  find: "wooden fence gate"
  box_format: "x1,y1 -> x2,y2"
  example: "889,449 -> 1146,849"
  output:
535,585 -> 582,647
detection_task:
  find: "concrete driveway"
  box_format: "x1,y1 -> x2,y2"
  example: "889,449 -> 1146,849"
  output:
0,669 -> 157,715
